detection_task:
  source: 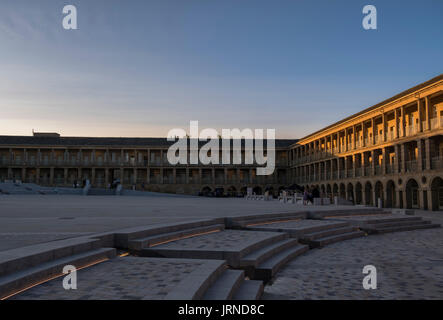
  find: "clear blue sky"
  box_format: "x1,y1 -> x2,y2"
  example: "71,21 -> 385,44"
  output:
0,0 -> 442,138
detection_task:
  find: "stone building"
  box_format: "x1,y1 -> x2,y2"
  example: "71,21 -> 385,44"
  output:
1,74 -> 442,210
288,74 -> 443,211
0,136 -> 294,196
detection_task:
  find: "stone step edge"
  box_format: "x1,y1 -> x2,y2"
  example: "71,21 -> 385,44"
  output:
239,239 -> 299,267
254,244 -> 309,279
0,238 -> 103,278
300,226 -> 359,241
165,260 -> 227,300
128,224 -> 225,250
0,247 -> 116,300
232,280 -> 264,300
309,231 -> 365,248
203,269 -> 245,300
365,223 -> 441,234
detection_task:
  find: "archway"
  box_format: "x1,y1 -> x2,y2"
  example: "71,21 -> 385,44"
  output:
365,182 -> 373,206
265,186 -> 274,197
430,177 -> 443,211
326,184 -> 332,199
347,183 -> 354,203
333,183 -> 339,198
374,181 -> 384,207
355,182 -> 363,205
405,179 -> 420,209
386,180 -> 396,208
253,186 -> 263,195
320,184 -> 326,197
227,186 -> 237,197
201,186 -> 212,196
339,183 -> 346,199
240,186 -> 248,196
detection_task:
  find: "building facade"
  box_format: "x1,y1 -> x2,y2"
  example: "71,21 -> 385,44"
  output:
0,136 -> 294,196
288,74 -> 443,211
1,74 -> 442,210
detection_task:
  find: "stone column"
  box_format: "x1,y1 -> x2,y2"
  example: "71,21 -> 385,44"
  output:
36,168 -> 40,184
425,138 -> 431,170
394,144 -> 400,174
401,144 -> 406,173
417,139 -> 423,172
133,168 -> 138,185
371,117 -> 376,145
105,169 -> 109,187
91,168 -> 96,185
50,168 -> 54,185
417,99 -> 423,132
401,106 -> 406,137
395,108 -> 399,138
371,150 -> 376,176
21,168 -> 26,182
381,147 -> 386,175
64,168 -> 68,185
425,96 -> 431,131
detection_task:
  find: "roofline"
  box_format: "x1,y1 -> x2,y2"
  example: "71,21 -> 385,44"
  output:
297,73 -> 443,144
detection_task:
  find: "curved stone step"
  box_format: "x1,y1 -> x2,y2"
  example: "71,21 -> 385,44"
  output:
232,280 -> 264,300
128,224 -> 225,250
0,247 -> 116,300
300,226 -> 357,241
365,220 -> 430,229
203,270 -> 245,300
309,230 -> 365,248
366,223 -> 441,234
254,244 -> 309,281
239,239 -> 299,267
365,216 -> 422,224
165,260 -> 227,300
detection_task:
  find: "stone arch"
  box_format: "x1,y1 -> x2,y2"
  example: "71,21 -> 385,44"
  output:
430,176 -> 443,211
253,186 -> 263,195
333,183 -> 339,197
347,183 -> 354,203
386,180 -> 396,208
240,186 -> 248,196
227,186 -> 237,197
326,184 -> 332,198
374,181 -> 384,207
339,183 -> 346,199
201,186 -> 212,196
364,181 -> 373,206
355,182 -> 363,205
405,178 -> 420,209
320,184 -> 326,196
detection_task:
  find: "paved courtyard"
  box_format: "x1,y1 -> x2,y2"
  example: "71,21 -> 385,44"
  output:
0,194 -> 353,251
263,227 -> 443,300
11,257 -> 217,300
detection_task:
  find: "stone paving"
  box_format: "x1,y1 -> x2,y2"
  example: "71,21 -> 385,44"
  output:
0,195 -> 355,252
11,256 -> 213,300
250,219 -> 345,231
152,229 -> 281,251
263,227 -> 443,300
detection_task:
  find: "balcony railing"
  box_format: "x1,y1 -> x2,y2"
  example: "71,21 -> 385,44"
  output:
405,160 -> 417,172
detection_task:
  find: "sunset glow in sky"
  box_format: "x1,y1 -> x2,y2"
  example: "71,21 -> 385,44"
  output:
1,0 -> 442,138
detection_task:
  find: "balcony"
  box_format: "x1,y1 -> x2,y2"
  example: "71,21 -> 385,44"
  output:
405,160 -> 417,172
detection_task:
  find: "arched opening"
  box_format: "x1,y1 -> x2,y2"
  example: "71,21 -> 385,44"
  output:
355,182 -> 363,205
227,186 -> 237,197
347,183 -> 354,204
320,184 -> 326,197
240,186 -> 248,197
430,177 -> 443,211
326,184 -> 332,199
265,186 -> 274,197
365,182 -> 373,206
386,180 -> 396,208
374,181 -> 384,207
333,183 -> 339,198
339,183 -> 346,199
201,186 -> 212,196
406,179 -> 420,209
253,186 -> 263,195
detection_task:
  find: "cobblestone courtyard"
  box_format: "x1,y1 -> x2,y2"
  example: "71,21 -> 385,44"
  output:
264,227 -> 443,299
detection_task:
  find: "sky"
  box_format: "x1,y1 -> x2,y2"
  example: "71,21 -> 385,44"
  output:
0,0 -> 442,139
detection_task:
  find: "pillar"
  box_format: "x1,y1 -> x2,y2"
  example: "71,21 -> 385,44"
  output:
417,139 -> 423,172
425,138 -> 431,170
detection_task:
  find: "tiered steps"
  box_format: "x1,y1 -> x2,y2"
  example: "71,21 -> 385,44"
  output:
202,269 -> 264,300
129,224 -> 225,251
226,212 -> 308,229
0,238 -> 116,300
298,222 -> 365,248
361,216 -> 440,234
